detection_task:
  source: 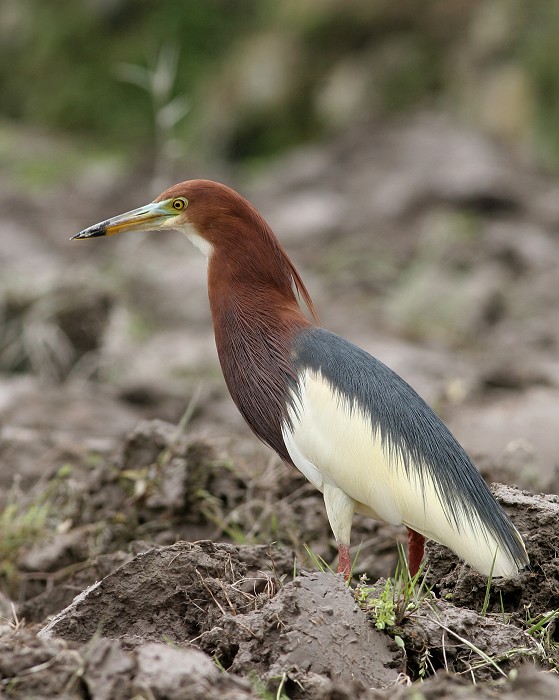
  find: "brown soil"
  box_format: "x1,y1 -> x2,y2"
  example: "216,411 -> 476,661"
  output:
1,113 -> 559,697
1,416 -> 557,699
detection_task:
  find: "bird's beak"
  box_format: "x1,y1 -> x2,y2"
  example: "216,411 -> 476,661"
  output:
71,200 -> 174,240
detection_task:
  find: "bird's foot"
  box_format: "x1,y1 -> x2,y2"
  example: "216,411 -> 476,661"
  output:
337,543 -> 352,581
407,528 -> 425,578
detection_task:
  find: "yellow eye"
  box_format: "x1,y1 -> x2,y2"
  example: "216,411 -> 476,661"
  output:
172,197 -> 187,211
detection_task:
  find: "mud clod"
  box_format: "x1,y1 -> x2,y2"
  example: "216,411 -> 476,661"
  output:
400,597 -> 540,681
133,643 -> 254,700
0,629 -> 255,700
200,571 -> 402,694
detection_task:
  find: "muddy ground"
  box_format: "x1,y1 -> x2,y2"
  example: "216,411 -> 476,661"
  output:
1,113 -> 559,697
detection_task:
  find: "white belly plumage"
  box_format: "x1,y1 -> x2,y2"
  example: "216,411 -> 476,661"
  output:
282,368 -> 523,578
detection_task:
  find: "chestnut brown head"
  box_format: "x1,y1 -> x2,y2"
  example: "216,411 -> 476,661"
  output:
72,179 -> 318,322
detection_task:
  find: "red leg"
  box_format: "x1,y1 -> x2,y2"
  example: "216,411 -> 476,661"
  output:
407,528 -> 425,577
337,543 -> 352,580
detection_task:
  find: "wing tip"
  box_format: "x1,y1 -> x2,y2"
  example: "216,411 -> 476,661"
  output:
468,527 -> 529,579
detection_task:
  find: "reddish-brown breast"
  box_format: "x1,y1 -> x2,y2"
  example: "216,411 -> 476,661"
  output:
209,247 -> 315,462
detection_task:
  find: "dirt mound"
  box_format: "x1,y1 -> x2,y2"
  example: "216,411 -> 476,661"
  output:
38,542 -> 400,695
39,541 -> 295,646
198,570 -> 402,694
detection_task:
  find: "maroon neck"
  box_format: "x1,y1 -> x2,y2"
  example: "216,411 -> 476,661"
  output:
207,251 -> 311,462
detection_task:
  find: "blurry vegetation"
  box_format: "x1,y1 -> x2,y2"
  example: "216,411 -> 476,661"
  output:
518,2 -> 559,167
0,0 -> 260,145
115,43 -> 191,190
0,283 -> 111,380
0,493 -> 51,594
384,210 -> 496,347
2,0 -> 559,168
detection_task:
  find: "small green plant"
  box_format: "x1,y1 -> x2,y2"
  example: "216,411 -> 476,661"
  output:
355,543 -> 431,632
272,672 -> 291,700
524,607 -> 559,667
213,655 -> 228,674
480,547 -> 498,616
525,608 -> 559,637
246,670 -> 296,700
356,577 -> 397,630
302,543 -> 334,574
302,541 -> 364,582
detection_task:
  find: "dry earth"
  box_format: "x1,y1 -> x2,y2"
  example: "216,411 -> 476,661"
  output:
1,113 -> 559,697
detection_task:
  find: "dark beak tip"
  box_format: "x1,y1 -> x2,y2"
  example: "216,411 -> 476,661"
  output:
70,226 -> 106,240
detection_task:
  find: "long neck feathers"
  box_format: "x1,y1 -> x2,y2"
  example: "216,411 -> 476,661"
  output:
206,207 -> 316,461
213,195 -> 318,323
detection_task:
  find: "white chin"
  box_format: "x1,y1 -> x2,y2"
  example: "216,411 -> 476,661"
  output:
182,225 -> 212,257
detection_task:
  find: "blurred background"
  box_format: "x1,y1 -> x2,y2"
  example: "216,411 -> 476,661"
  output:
3,0 -> 559,177
1,0 -> 559,592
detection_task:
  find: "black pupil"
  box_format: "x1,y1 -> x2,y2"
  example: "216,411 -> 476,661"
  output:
174,201 -> 181,209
